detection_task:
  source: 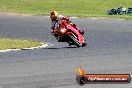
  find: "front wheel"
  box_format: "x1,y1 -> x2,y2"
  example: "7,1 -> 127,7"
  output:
66,33 -> 81,47
82,42 -> 87,47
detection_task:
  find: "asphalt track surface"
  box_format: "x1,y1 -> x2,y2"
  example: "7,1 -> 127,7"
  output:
0,15 -> 132,88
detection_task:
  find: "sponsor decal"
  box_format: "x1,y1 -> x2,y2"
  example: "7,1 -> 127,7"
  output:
76,66 -> 131,85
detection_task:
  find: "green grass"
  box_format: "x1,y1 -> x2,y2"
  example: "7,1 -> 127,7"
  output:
0,38 -> 42,50
0,0 -> 132,19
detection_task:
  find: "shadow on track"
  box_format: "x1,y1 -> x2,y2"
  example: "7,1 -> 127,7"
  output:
42,46 -> 77,50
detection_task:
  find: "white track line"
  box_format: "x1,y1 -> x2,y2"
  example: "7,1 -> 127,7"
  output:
91,18 -> 101,19
45,16 -> 126,20
70,17 -> 78,19
0,43 -> 48,53
21,43 -> 48,50
0,49 -> 21,53
117,19 -> 125,21
45,16 -> 78,19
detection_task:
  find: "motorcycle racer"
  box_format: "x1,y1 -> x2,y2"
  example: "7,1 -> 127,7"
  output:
49,11 -> 87,47
49,11 -> 84,40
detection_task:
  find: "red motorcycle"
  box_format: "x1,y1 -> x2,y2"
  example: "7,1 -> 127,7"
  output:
51,20 -> 87,47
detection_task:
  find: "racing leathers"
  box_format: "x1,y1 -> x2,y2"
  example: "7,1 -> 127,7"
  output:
50,15 -> 84,41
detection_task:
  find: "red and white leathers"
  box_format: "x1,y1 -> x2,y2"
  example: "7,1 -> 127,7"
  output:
51,15 -> 84,36
51,15 -> 69,29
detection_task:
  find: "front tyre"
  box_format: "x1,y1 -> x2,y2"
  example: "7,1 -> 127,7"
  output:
66,33 -> 81,47
82,42 -> 87,47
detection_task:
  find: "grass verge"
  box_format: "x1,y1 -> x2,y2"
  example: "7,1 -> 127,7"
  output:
0,0 -> 132,19
0,38 -> 42,50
